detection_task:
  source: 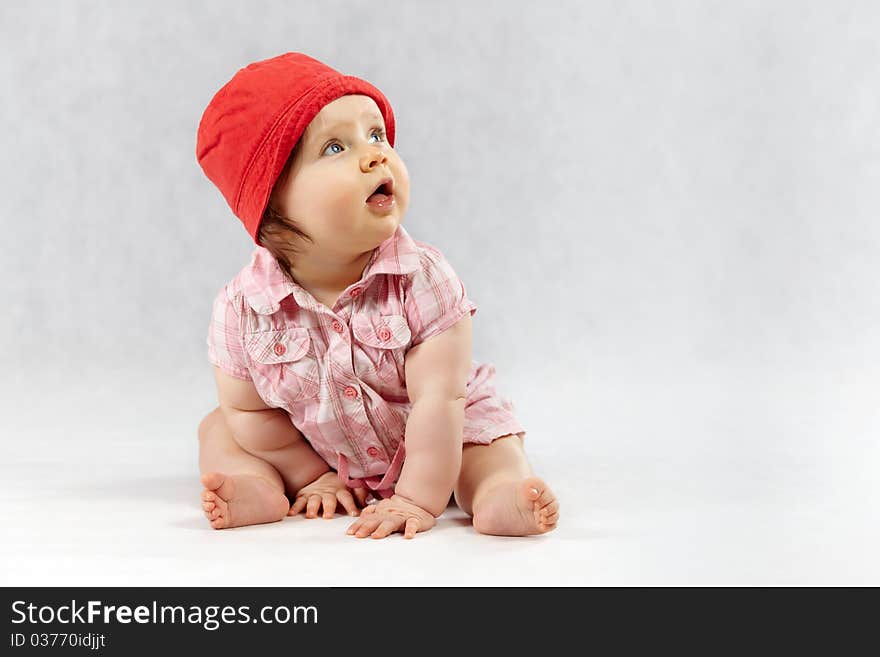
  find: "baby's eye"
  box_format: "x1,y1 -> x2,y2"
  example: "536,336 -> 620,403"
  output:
322,128 -> 386,156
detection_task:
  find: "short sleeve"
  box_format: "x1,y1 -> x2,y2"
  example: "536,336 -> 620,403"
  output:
206,284 -> 252,381
403,246 -> 478,348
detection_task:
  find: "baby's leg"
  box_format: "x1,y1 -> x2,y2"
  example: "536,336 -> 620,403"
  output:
222,407 -> 330,495
453,433 -> 559,536
197,407 -> 290,529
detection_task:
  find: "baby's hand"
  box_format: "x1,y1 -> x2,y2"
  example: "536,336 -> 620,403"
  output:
346,494 -> 436,539
289,471 -> 369,519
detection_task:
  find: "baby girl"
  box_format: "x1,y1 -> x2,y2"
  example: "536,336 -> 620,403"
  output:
195,52 -> 559,538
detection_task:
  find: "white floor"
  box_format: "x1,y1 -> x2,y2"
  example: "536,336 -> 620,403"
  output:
2,358 -> 878,587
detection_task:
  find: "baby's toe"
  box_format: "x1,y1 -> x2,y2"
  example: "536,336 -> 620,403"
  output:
540,506 -> 559,522
204,495 -> 229,528
520,478 -> 558,534
523,481 -> 541,502
535,483 -> 555,507
540,498 -> 559,516
520,477 -> 554,510
540,503 -> 559,519
201,472 -> 225,491
535,511 -> 555,530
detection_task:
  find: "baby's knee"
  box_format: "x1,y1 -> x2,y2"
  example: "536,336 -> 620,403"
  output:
197,406 -> 225,441
222,407 -> 306,455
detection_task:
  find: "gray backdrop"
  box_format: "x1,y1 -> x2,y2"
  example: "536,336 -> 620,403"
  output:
1,0 -> 878,585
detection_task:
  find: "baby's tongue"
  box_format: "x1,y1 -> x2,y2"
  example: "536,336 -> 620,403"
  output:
367,192 -> 390,203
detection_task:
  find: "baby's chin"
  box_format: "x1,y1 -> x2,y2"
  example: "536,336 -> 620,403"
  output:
365,207 -> 402,231
370,216 -> 402,244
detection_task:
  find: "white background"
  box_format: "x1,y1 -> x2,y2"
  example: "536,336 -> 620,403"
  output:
1,0 -> 878,585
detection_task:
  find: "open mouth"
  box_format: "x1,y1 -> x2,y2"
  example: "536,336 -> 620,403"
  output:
366,178 -> 394,201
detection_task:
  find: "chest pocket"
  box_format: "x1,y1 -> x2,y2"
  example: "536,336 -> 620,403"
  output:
351,313 -> 412,382
243,328 -> 320,403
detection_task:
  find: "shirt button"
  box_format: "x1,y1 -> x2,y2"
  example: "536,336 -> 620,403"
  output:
331,320 -> 344,334
366,446 -> 380,457
273,343 -> 286,356
344,386 -> 359,399
377,327 -> 392,341
349,288 -> 362,298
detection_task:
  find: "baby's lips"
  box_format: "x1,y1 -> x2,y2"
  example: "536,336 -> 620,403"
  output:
365,177 -> 394,200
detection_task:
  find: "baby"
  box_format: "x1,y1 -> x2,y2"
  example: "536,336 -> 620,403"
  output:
195,52 -> 559,538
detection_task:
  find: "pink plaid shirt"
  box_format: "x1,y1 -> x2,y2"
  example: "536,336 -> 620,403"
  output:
206,224 -> 526,498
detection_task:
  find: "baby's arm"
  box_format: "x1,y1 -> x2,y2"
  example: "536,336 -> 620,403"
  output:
348,315 -> 471,537
394,313 -> 473,516
347,314 -> 471,537
214,367 -> 331,493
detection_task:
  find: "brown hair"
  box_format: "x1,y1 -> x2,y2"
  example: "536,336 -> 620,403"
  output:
257,140 -> 314,282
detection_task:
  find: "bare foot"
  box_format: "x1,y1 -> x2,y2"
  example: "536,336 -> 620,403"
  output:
471,476 -> 559,536
200,472 -> 290,529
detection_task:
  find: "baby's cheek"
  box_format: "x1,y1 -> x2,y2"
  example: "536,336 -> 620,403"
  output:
393,161 -> 410,199
326,186 -> 363,219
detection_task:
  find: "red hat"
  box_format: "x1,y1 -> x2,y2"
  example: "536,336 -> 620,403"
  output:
196,52 -> 397,245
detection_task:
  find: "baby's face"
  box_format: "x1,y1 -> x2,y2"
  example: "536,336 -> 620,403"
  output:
272,94 -> 410,259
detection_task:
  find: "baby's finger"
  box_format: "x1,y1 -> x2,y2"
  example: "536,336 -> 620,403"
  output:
371,518 -> 401,539
354,516 -> 383,538
306,494 -> 322,519
288,495 -> 307,516
345,504 -> 374,533
346,507 -> 376,534
404,517 -> 420,539
337,489 -> 359,517
322,493 -> 337,519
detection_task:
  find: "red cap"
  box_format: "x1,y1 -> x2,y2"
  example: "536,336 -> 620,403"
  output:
196,52 -> 397,245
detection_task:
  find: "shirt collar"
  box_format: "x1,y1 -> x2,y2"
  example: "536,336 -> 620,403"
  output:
241,224 -> 422,315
